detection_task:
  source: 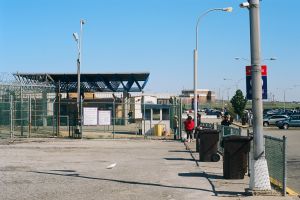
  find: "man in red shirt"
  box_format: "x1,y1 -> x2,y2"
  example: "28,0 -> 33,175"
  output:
184,115 -> 195,142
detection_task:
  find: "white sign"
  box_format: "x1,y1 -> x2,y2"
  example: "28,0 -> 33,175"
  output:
98,110 -> 111,125
83,107 -> 98,125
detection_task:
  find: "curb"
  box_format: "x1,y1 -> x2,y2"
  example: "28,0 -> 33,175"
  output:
269,177 -> 299,196
183,142 -> 199,167
232,122 -> 249,129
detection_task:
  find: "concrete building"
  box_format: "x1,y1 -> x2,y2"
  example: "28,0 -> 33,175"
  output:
179,89 -> 216,106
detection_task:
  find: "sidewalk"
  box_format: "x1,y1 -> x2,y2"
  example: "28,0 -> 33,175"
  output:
184,140 -> 298,199
0,138 -> 298,200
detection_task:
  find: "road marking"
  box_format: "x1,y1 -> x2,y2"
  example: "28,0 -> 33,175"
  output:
269,177 -> 299,196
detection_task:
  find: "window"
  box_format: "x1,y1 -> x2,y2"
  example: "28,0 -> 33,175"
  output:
153,109 -> 160,120
162,109 -> 170,120
291,116 -> 300,120
145,109 -> 151,120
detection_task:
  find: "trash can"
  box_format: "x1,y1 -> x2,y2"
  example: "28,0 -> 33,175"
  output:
223,135 -> 252,179
73,128 -> 82,139
154,124 -> 163,136
138,128 -> 142,135
198,129 -> 220,162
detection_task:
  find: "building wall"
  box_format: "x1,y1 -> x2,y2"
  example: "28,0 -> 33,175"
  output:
180,89 -> 216,104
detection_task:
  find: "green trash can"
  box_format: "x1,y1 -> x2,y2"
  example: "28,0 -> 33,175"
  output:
223,135 -> 252,179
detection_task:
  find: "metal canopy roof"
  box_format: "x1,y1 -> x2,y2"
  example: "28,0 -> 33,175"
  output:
14,73 -> 150,93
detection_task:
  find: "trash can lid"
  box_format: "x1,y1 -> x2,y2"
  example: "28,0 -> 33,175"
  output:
223,135 -> 252,141
198,129 -> 219,134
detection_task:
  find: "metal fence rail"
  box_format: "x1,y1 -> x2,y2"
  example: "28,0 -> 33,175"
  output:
216,124 -> 242,154
264,135 -> 287,196
199,122 -> 214,129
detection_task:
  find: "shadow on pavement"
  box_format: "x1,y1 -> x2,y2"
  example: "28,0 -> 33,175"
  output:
168,150 -> 190,153
29,170 -> 247,197
50,170 -> 76,172
178,172 -> 223,180
164,157 -> 194,161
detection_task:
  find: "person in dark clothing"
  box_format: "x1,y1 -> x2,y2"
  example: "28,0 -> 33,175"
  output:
221,115 -> 231,126
173,115 -> 179,140
197,113 -> 201,126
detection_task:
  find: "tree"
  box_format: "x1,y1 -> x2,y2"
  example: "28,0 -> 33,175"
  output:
230,90 -> 247,118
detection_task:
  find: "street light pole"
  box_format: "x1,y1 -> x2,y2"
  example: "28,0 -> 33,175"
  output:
242,0 -> 271,190
284,90 -> 286,111
283,88 -> 293,112
193,7 -> 232,127
73,19 -> 85,137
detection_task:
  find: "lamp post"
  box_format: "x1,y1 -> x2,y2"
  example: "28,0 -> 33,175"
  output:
193,7 -> 232,127
282,88 -> 293,112
73,19 -> 85,137
240,0 -> 271,191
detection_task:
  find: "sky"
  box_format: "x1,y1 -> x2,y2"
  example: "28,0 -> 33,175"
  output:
0,0 -> 300,101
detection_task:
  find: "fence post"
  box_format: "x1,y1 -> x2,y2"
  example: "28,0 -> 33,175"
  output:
80,96 -> 83,138
28,95 -> 32,138
283,135 -> 287,196
20,86 -> 24,136
179,98 -> 182,140
10,95 -> 13,138
113,101 -> 115,139
143,94 -> 146,139
247,129 -> 251,176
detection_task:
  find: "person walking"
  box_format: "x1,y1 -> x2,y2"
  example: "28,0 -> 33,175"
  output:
173,115 -> 179,140
184,115 -> 195,142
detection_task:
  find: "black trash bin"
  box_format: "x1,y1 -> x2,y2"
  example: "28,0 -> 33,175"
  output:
198,129 -> 220,162
223,135 -> 252,179
195,128 -> 200,152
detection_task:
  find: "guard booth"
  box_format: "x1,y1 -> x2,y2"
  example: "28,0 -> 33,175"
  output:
142,104 -> 171,136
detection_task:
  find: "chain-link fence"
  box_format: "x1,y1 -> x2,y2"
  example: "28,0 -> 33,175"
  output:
216,124 -> 242,154
264,135 -> 287,195
199,122 -> 214,129
0,94 -> 57,139
0,92 -> 182,140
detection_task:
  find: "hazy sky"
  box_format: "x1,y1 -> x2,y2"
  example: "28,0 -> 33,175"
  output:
0,0 -> 299,101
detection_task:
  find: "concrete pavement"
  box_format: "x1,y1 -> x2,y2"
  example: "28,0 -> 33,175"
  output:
0,138 -> 298,200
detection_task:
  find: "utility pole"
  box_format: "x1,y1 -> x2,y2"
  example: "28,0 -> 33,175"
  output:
246,0 -> 271,190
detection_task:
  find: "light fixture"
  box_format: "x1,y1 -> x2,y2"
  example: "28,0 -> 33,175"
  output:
73,32 -> 79,42
240,2 -> 250,8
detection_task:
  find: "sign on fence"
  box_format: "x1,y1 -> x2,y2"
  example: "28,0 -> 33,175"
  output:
98,110 -> 111,125
83,107 -> 98,125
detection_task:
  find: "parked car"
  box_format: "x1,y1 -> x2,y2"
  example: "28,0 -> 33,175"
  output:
276,115 -> 300,129
206,110 -> 222,118
263,115 -> 288,127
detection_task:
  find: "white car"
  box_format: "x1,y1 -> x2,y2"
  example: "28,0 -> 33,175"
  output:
263,115 -> 289,127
